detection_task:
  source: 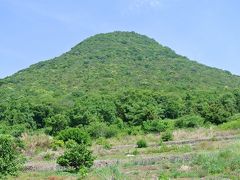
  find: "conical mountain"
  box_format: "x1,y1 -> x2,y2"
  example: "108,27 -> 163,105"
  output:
1,31 -> 240,102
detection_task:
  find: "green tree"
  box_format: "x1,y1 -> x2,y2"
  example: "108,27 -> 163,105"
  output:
45,114 -> 69,135
57,143 -> 95,174
0,135 -> 24,177
57,128 -> 91,145
233,89 -> 240,112
115,90 -> 163,125
31,103 -> 54,128
155,94 -> 183,119
204,101 -> 230,124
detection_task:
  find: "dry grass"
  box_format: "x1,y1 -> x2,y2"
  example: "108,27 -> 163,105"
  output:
173,128 -> 214,141
194,140 -> 239,152
97,133 -> 161,147
21,133 -> 53,156
173,127 -> 240,141
93,126 -> 240,150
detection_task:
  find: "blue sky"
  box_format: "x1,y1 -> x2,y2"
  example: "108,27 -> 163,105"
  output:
1,0 -> 240,78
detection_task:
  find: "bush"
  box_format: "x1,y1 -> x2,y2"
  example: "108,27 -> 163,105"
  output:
0,134 -> 24,177
57,143 -> 95,174
161,130 -> 173,142
175,115 -> 204,128
87,122 -> 119,139
218,119 -> 240,130
126,126 -> 143,135
57,128 -> 91,146
51,139 -> 65,151
0,122 -> 28,137
45,114 -> 69,135
143,119 -> 174,133
65,140 -> 78,149
226,113 -> 240,122
136,139 -> 147,148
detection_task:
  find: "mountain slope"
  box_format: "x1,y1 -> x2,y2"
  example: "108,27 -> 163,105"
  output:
1,31 -> 239,102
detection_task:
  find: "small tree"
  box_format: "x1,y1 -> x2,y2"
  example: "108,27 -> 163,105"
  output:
57,143 -> 95,174
0,134 -> 24,177
57,128 -> 91,145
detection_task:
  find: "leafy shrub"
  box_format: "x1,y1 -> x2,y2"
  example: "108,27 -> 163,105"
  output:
10,124 -> 29,137
0,134 -> 24,177
57,128 -> 91,146
51,139 -> 64,150
57,143 -> 95,174
202,101 -> 231,125
136,139 -> 147,148
158,173 -> 169,180
218,119 -> 240,130
87,122 -> 119,139
226,113 -> 240,122
126,126 -> 143,135
45,114 -> 69,135
0,122 -> 28,137
161,130 -> 173,142
65,139 -> 78,149
175,115 -> 204,128
143,119 -> 174,133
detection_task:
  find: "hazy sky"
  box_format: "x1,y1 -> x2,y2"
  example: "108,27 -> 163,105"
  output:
1,0 -> 240,78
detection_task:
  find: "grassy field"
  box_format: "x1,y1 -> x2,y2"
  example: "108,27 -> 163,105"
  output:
8,126 -> 240,180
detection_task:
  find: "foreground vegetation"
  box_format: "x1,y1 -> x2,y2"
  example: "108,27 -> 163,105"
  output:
5,124 -> 240,179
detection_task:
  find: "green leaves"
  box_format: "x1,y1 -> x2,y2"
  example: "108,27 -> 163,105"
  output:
143,119 -> 174,133
0,134 -> 24,177
57,143 -> 95,173
57,128 -> 91,146
115,90 -> 163,125
136,139 -> 148,148
45,114 -> 69,135
175,115 -> 204,128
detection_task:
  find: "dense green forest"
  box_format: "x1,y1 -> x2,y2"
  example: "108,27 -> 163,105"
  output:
0,32 -> 240,177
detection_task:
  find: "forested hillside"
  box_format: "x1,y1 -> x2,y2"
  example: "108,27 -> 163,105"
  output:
0,31 -> 240,133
